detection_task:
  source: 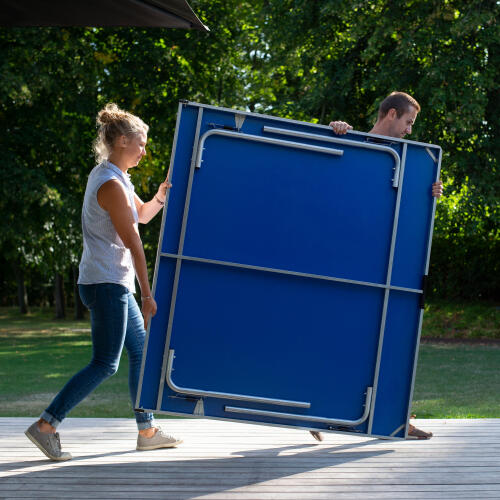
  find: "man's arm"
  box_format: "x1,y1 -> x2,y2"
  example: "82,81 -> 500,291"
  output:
329,121 -> 443,198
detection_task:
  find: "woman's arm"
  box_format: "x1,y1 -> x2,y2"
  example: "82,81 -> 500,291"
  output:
97,179 -> 157,328
135,177 -> 172,224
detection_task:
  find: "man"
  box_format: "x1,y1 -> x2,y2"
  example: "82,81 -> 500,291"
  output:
330,92 -> 443,197
309,92 -> 442,443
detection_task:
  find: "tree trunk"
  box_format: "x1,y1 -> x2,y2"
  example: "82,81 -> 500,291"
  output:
73,266 -> 85,320
15,264 -> 29,314
319,102 -> 326,124
54,271 -> 66,319
217,75 -> 223,106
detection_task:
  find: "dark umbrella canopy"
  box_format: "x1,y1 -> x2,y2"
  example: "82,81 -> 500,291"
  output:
0,0 -> 209,30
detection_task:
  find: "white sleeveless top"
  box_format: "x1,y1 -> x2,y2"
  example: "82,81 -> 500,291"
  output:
78,161 -> 138,292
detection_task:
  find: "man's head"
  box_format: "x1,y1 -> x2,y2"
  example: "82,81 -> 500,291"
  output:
372,92 -> 420,138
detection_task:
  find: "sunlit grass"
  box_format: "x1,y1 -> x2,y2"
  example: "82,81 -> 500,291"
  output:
0,307 -> 133,418
412,343 -> 499,418
422,300 -> 499,340
0,305 -> 499,418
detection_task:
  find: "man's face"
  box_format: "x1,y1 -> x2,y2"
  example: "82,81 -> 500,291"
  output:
388,106 -> 418,138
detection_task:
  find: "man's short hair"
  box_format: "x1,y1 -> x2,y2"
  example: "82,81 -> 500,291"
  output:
378,92 -> 421,118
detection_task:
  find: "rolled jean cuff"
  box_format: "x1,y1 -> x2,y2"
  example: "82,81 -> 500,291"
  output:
137,418 -> 155,431
40,410 -> 62,429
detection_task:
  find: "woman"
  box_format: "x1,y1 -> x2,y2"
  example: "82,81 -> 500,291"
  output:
25,103 -> 181,461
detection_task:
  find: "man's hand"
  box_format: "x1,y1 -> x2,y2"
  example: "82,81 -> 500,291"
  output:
141,296 -> 158,330
329,121 -> 353,135
432,181 -> 443,198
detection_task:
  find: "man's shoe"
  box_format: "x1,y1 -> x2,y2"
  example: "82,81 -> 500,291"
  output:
407,423 -> 433,440
25,422 -> 72,461
137,428 -> 183,450
309,430 -> 324,442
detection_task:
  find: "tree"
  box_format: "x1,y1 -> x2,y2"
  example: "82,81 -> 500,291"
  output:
250,0 -> 499,299
0,2 -> 266,311
1,0 -> 497,307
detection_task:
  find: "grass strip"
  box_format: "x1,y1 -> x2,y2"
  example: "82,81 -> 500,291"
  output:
0,305 -> 498,418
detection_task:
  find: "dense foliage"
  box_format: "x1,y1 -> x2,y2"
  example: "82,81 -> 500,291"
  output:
0,0 -> 498,313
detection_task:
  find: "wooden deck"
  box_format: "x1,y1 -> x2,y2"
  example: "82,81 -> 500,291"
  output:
1,417 -> 499,499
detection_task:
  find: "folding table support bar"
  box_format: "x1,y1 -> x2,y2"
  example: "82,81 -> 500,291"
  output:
225,387 -> 373,427
166,350 -> 311,408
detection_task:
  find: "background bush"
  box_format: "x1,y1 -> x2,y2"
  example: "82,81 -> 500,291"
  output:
1,0 -> 498,312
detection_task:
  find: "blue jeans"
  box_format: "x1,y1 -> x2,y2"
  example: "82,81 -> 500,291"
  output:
41,283 -> 154,430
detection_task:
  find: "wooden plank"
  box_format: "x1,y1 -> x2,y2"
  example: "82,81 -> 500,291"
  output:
3,466 -> 500,476
3,494 -> 500,500
2,482 -> 500,492
2,475 -> 500,487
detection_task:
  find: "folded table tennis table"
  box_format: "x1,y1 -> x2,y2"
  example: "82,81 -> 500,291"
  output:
136,101 -> 441,439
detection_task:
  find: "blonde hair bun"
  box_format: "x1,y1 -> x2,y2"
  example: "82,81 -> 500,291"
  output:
93,103 -> 149,163
96,103 -> 122,126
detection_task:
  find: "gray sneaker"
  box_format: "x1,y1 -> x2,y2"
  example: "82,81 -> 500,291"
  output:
25,422 -> 72,461
136,428 -> 183,451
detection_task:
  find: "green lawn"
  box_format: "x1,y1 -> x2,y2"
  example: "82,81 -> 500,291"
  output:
0,304 -> 498,418
413,343 -> 499,418
0,308 -> 133,419
422,300 -> 499,340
